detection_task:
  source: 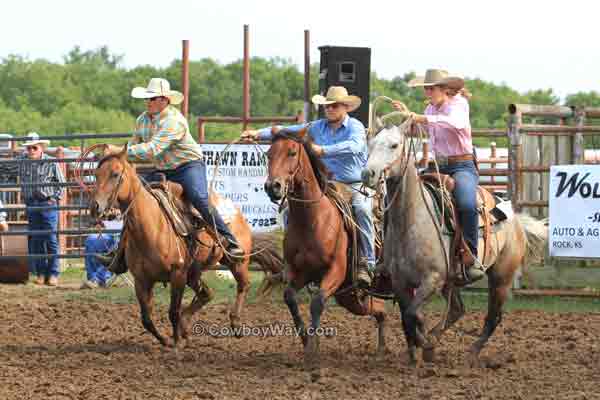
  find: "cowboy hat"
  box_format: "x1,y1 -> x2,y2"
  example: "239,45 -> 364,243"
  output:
311,86 -> 362,112
22,132 -> 50,148
131,78 -> 184,105
408,69 -> 464,90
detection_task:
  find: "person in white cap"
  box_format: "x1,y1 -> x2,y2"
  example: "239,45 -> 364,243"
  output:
18,132 -> 65,286
241,86 -> 375,288
99,78 -> 244,273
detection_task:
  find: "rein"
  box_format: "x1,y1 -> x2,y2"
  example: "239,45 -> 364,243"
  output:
371,117 -> 454,310
270,131 -> 325,207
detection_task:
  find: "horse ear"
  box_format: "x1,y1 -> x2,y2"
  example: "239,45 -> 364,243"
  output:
118,145 -> 128,160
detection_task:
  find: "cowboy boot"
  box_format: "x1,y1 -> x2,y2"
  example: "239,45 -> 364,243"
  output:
225,237 -> 245,259
95,246 -> 128,275
356,257 -> 372,288
462,251 -> 485,283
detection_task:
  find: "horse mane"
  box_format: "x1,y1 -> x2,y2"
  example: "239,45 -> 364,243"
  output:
272,129 -> 331,193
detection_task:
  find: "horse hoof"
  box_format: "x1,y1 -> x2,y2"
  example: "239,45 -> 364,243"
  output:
304,337 -> 320,372
309,370 -> 321,382
422,346 -> 435,363
467,352 -> 482,368
375,346 -> 389,359
230,316 -> 243,338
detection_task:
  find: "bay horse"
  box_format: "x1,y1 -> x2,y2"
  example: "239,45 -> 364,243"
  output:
90,147 -> 283,347
362,119 -> 547,366
264,128 -> 387,374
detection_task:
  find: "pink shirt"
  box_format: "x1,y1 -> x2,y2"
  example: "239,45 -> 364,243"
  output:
424,94 -> 473,158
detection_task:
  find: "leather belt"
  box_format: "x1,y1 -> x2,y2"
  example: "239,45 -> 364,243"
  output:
432,154 -> 474,167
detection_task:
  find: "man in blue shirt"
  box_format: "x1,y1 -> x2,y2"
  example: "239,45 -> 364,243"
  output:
81,220 -> 122,289
241,86 -> 375,287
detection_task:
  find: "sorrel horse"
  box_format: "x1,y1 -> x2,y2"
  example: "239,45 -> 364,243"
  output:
362,119 -> 547,366
90,148 -> 283,347
264,128 -> 387,374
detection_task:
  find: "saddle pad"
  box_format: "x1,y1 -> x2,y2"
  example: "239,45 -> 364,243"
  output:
422,182 -> 507,234
150,188 -> 191,237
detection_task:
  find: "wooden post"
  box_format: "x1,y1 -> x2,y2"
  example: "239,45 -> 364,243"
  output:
242,25 -> 250,130
507,111 -> 523,212
490,142 -> 496,185
572,107 -> 585,164
304,30 -> 311,122
181,40 -> 190,119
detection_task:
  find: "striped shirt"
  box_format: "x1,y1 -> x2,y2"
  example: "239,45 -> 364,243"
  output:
18,153 -> 65,204
126,105 -> 203,170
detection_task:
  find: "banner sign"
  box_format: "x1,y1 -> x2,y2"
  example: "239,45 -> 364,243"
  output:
549,165 -> 600,258
203,144 -> 279,232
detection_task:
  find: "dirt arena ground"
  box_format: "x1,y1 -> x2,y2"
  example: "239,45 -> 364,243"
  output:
1,283 -> 599,400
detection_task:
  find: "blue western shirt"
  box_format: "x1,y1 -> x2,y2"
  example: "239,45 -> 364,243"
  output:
258,115 -> 367,183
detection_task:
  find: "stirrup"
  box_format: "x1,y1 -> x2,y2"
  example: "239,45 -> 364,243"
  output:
225,240 -> 245,258
356,259 -> 372,288
461,259 -> 486,284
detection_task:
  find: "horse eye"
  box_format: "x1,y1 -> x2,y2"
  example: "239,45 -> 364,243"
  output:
111,172 -> 120,179
390,143 -> 399,149
288,149 -> 297,157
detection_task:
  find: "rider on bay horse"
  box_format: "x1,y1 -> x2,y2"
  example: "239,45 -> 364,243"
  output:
241,86 -> 375,287
98,78 -> 245,271
241,86 -> 375,286
393,69 -> 485,283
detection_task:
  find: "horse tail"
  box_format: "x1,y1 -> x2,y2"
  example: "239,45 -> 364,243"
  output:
248,232 -> 286,298
516,213 -> 548,267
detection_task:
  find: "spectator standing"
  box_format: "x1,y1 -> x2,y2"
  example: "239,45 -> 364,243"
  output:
18,132 -> 65,286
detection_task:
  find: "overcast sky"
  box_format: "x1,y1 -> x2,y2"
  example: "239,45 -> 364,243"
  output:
3,0 -> 598,100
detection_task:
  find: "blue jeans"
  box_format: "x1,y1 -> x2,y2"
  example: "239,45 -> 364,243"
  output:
281,182 -> 375,269
148,160 -> 239,245
350,182 -> 376,269
439,161 -> 479,256
26,199 -> 60,278
85,234 -> 116,285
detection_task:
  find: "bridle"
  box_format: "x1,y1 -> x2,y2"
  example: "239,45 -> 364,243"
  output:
378,130 -> 414,213
95,157 -> 139,221
268,132 -> 324,206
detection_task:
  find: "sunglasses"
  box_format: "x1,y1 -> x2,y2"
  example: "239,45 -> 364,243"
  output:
26,146 -> 40,151
324,103 -> 342,110
146,97 -> 163,103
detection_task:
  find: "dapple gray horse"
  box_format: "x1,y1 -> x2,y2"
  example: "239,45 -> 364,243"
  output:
362,118 -> 547,366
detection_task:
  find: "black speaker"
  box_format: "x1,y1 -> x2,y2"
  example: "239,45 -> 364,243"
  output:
318,46 -> 371,126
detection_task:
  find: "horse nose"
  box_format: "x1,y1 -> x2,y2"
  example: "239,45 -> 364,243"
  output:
264,179 -> 283,200
271,180 -> 282,195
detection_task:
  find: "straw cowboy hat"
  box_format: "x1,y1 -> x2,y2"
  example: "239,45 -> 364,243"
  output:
22,132 -> 50,148
312,86 -> 361,112
408,69 -> 464,90
131,78 -> 184,105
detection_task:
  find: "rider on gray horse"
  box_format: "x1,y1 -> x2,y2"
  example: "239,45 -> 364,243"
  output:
393,69 -> 485,283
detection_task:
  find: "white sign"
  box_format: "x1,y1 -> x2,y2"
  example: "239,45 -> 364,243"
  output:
203,144 -> 279,232
549,165 -> 600,258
